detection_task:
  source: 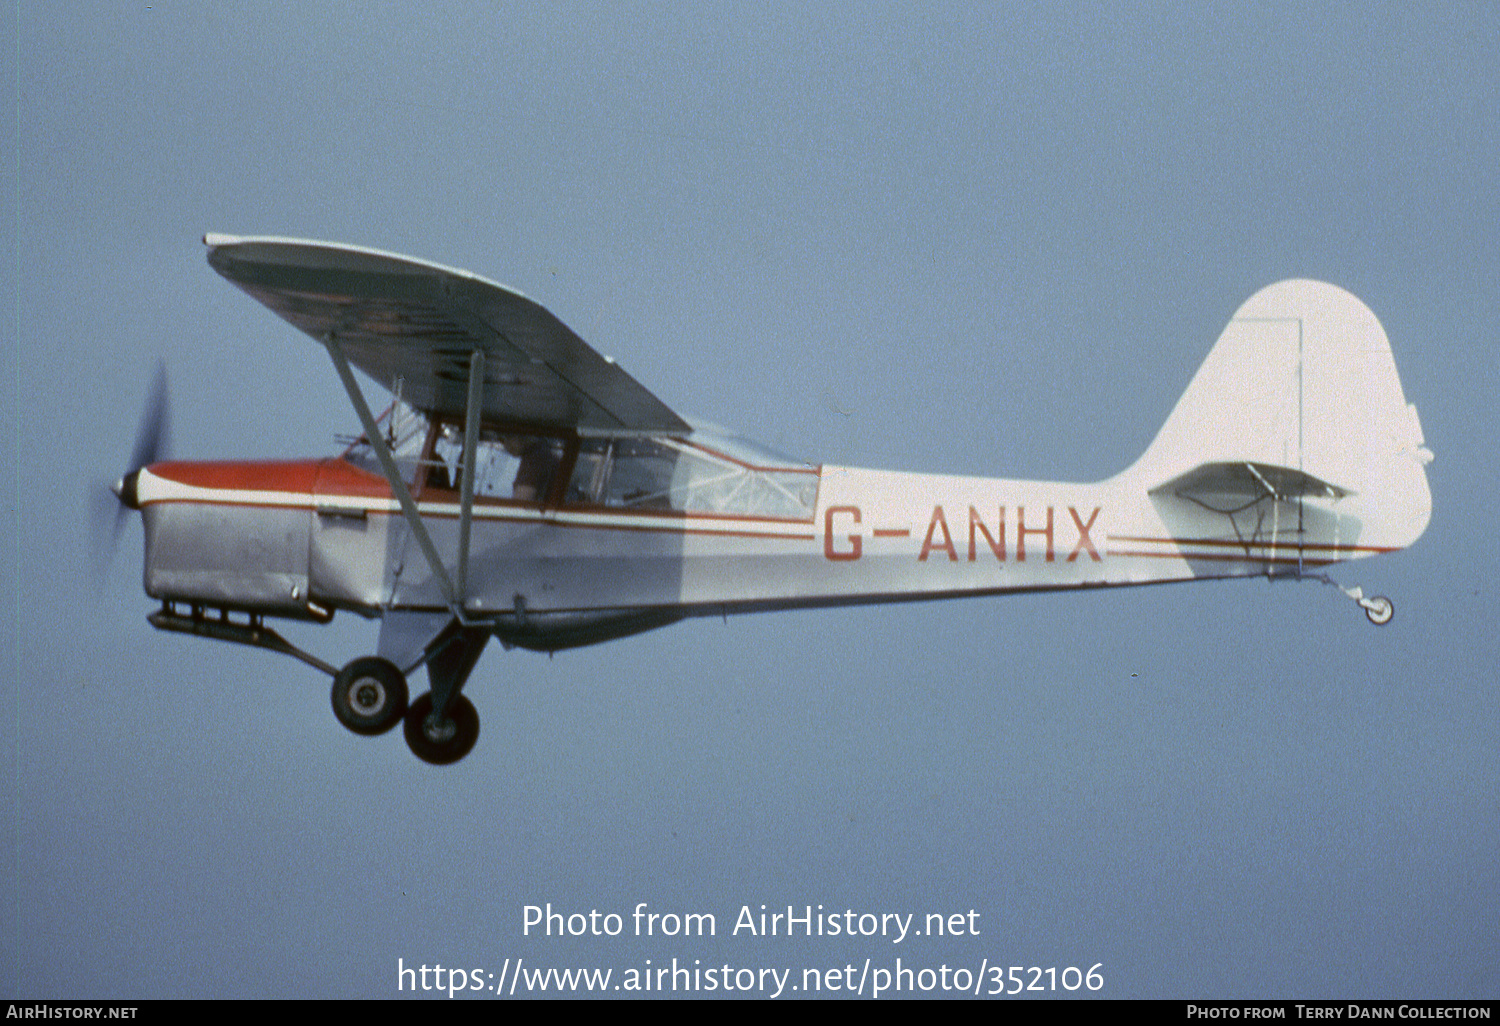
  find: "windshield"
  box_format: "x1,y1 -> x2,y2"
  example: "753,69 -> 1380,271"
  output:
341,401 -> 431,486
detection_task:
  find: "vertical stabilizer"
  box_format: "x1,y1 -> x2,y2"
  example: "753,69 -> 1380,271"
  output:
1126,280 -> 1431,553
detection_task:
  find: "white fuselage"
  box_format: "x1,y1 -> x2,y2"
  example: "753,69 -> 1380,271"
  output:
136,434 -> 1390,650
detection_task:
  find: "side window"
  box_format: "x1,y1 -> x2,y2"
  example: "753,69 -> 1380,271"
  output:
565,438 -> 680,509
566,439 -> 611,504
430,427 -> 566,503
605,438 -> 680,508
562,435 -> 817,519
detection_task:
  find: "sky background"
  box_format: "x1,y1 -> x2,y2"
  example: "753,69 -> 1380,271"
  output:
5,2 -> 1497,1000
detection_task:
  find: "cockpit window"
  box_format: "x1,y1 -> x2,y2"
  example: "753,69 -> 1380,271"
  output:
342,409 -> 819,518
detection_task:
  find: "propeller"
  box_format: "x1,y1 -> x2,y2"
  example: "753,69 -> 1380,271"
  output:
91,361 -> 171,579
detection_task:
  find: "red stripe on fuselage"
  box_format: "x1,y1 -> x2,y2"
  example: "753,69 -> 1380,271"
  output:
147,458 -> 388,498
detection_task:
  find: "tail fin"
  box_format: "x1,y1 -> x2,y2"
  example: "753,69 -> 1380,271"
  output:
1128,280 -> 1431,554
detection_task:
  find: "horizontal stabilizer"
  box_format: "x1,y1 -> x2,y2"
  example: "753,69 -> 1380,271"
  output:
1150,461 -> 1351,513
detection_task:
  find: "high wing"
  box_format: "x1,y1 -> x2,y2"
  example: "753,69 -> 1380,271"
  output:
203,233 -> 690,436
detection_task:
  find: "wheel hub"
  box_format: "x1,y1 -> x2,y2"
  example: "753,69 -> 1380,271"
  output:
422,714 -> 458,744
353,678 -> 385,712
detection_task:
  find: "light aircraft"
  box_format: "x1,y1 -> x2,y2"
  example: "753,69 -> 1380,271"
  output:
105,235 -> 1433,764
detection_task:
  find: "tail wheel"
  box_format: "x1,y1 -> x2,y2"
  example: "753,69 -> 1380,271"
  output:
1364,596 -> 1394,626
331,657 -> 409,736
403,692 -> 480,765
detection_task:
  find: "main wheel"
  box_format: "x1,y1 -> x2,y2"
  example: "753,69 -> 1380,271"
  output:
1364,596 -> 1394,626
403,692 -> 480,765
331,657 -> 409,736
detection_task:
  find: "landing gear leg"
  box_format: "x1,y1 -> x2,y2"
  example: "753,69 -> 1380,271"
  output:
403,620 -> 490,765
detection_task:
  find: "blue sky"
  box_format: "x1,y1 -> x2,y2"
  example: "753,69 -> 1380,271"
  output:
5,3 -> 1497,999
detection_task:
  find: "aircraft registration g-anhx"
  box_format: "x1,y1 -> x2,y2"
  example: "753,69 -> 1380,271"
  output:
107,235 -> 1433,764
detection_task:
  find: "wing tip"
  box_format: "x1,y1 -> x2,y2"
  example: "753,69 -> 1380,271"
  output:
199,232 -> 497,289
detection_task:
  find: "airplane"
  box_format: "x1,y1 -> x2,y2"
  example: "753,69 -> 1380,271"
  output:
105,234 -> 1433,764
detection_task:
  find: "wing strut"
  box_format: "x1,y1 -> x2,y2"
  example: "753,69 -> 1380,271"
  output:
456,348 -> 484,600
322,334 -> 472,624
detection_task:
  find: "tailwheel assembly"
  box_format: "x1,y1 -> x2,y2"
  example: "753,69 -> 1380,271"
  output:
1341,584 -> 1395,627
1320,582 -> 1398,630
1302,576 -> 1397,628
1361,595 -> 1394,626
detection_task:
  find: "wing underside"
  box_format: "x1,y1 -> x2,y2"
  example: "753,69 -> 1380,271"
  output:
204,233 -> 690,436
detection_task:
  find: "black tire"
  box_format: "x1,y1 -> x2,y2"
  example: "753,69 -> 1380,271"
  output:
403,692 -> 480,765
331,657 -> 409,736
